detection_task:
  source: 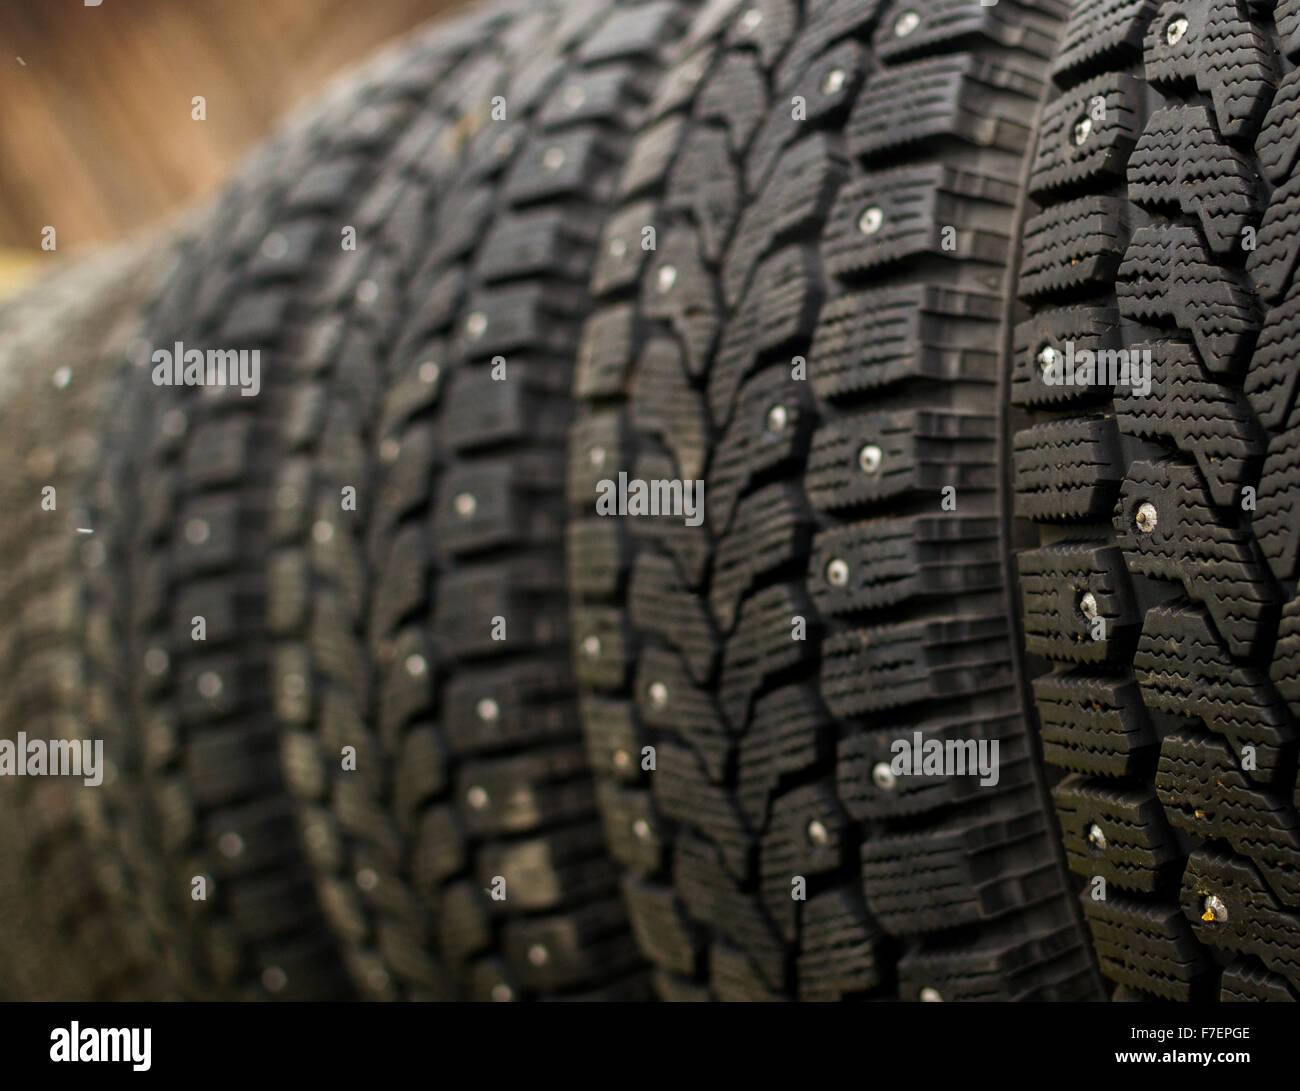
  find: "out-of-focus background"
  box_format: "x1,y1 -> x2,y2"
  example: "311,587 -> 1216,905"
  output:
0,0 -> 465,290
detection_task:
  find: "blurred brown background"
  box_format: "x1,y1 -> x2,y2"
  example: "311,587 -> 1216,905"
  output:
0,0 -> 464,255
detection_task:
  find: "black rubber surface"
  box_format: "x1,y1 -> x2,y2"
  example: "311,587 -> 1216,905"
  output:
1013,0 -> 1300,1001
567,0 -> 1104,1001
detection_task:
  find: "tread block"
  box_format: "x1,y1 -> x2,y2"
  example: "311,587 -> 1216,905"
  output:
821,615 -> 1014,719
1018,542 -> 1140,664
1053,777 -> 1181,894
720,582 -> 815,728
1030,73 -> 1142,199
652,742 -> 753,882
795,886 -> 883,1001
628,552 -> 719,684
851,55 -> 1039,165
1156,729 -> 1300,907
1084,891 -> 1211,1000
1012,305 -> 1124,410
1143,0 -> 1277,142
630,338 -> 709,481
837,712 -> 1027,821
622,875 -> 701,977
1051,0 -> 1156,87
737,684 -> 827,831
809,284 -> 1001,404
1012,416 -> 1123,522
860,812 -> 1065,935
711,484 -> 810,635
674,834 -> 786,992
635,648 -> 730,782
1128,104 -> 1259,255
1116,458 -> 1277,657
759,782 -> 845,941
1117,223 -> 1256,373
805,408 -> 998,515
1034,670 -> 1158,777
897,925 -> 1094,1001
811,515 -> 1004,618
1134,604 -> 1294,781
1181,848 -> 1300,987
823,164 -> 1017,282
1018,195 -> 1128,301
1116,339 -> 1263,509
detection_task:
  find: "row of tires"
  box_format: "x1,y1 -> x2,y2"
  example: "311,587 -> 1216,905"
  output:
3,0 -> 1300,1002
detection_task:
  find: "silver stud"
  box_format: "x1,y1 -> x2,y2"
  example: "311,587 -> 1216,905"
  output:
608,236 -> 628,259
1165,16 -> 1189,45
367,967 -> 391,992
542,146 -> 566,171
589,446 -> 606,468
656,264 -> 678,293
1073,116 -> 1093,146
894,11 -> 921,37
528,944 -> 550,967
806,819 -> 830,846
648,681 -> 669,709
404,654 -> 427,677
260,232 -> 289,260
491,983 -> 513,1002
218,832 -> 244,858
826,558 -> 850,587
356,279 -> 379,305
356,868 -> 378,891
418,360 -> 441,385
858,206 -> 884,236
582,635 -> 601,659
1037,344 -> 1058,373
1135,501 -> 1158,534
467,786 -> 489,809
919,986 -> 943,1002
1079,591 -> 1099,620
632,818 -> 652,841
144,648 -> 169,676
379,438 -> 401,463
184,518 -> 210,545
821,68 -> 846,95
858,444 -> 883,474
312,520 -> 334,544
477,698 -> 500,723
739,8 -> 762,34
262,966 -> 288,993
465,311 -> 488,340
454,492 -> 477,518
198,672 -> 222,699
53,367 -> 72,389
1202,894 -> 1229,923
613,749 -> 632,771
872,762 -> 897,789
1087,823 -> 1107,850
766,405 -> 788,434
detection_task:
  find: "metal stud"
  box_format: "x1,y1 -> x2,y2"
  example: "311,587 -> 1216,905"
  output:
1135,501 -> 1158,534
872,762 -> 897,789
858,205 -> 884,235
826,558 -> 850,586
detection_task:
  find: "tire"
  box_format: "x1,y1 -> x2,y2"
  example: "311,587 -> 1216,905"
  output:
1010,0 -> 1300,1001
83,0 -> 688,1001
568,0 -> 1109,1001
79,16 -> 508,1001
0,239 -> 169,999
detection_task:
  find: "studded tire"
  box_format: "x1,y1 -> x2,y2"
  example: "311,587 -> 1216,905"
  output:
0,241 -> 168,1000
1011,0 -> 1300,1002
79,8 -> 539,1001
567,0 -> 1109,1002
